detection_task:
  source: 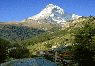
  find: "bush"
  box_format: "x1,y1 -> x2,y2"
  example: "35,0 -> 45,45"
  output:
9,48 -> 30,59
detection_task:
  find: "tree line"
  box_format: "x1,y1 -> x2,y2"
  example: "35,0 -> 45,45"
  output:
0,24 -> 45,42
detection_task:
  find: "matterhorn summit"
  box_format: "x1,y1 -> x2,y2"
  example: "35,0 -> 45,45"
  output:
27,4 -> 81,25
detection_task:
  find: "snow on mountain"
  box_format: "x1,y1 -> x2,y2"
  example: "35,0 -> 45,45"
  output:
27,4 -> 81,25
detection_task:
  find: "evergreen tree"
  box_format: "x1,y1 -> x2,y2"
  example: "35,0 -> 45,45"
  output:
0,38 -> 10,63
72,21 -> 95,66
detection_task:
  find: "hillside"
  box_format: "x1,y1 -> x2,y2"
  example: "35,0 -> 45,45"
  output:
0,22 -> 61,42
14,16 -> 95,55
0,23 -> 44,42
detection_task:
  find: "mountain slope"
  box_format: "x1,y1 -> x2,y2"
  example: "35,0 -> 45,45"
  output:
0,23 -> 45,42
26,16 -> 95,55
0,20 -> 61,42
27,4 -> 81,25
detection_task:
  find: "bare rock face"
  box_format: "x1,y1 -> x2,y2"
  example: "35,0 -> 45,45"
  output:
28,4 -> 81,25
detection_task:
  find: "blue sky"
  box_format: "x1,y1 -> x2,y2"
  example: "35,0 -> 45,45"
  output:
0,0 -> 95,22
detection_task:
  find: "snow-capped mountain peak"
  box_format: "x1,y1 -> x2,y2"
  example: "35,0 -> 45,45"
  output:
28,4 -> 81,25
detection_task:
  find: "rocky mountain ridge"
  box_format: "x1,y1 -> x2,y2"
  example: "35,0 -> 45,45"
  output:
27,4 -> 81,25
